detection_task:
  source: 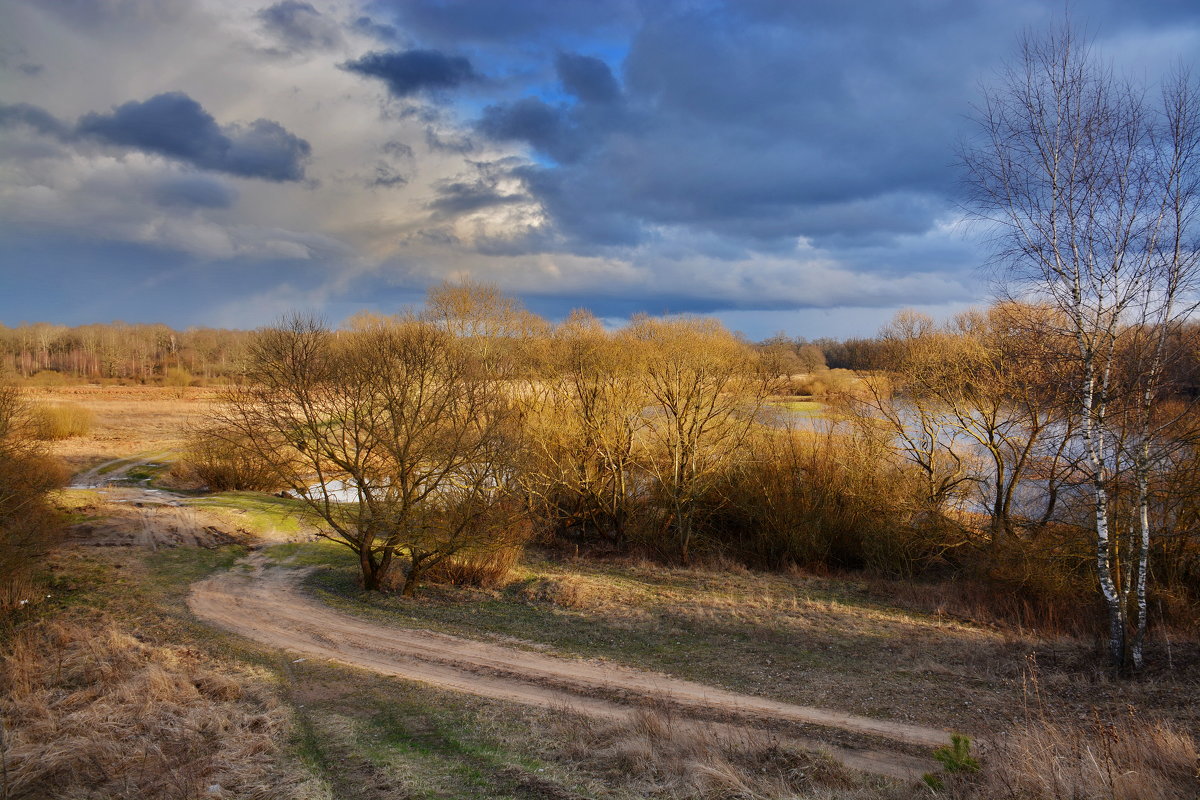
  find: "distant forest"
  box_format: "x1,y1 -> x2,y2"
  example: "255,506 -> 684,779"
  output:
0,320 -> 884,383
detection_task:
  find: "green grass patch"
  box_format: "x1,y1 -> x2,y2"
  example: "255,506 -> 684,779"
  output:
52,488 -> 105,522
120,462 -> 170,484
265,539 -> 355,568
283,659 -> 599,800
770,399 -> 826,414
96,457 -> 137,476
185,491 -> 308,536
38,545 -> 247,620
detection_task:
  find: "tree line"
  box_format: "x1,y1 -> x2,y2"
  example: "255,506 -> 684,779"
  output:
0,322 -> 256,382
0,319 -> 886,386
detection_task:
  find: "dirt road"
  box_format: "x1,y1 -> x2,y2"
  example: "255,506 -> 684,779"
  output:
189,556 -> 953,780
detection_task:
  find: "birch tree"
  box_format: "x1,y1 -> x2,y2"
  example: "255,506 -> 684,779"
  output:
963,24 -> 1200,670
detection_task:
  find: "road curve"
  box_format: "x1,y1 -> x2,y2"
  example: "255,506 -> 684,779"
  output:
188,555 -> 951,780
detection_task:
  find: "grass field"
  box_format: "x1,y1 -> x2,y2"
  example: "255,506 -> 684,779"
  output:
268,543 -> 1200,741
27,385 -> 215,473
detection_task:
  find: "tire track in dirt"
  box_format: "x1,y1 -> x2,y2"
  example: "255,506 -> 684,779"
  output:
189,556 -> 952,780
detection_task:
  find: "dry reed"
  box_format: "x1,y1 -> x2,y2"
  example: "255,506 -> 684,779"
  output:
958,713 -> 1199,800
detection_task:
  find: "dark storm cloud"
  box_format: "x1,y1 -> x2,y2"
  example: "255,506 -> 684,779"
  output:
367,0 -> 639,45
342,49 -> 479,97
555,53 -> 619,104
428,158 -> 530,217
473,52 -> 624,166
428,180 -> 525,217
257,0 -> 343,52
513,165 -> 643,248
2,93 -> 310,182
454,0 -> 1028,258
76,93 -> 311,181
477,99 -> 582,163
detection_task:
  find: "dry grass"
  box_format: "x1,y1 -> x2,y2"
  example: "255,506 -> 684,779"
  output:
0,386 -> 66,616
516,574 -> 610,608
24,386 -> 216,473
30,402 -> 94,440
545,705 -> 893,800
957,713 -> 1199,799
0,617 -> 315,800
872,577 -> 1098,638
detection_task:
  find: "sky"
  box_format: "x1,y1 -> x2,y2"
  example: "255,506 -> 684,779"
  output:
2,0 -> 1198,339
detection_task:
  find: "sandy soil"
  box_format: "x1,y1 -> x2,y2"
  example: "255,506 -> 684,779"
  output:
190,556 -> 956,780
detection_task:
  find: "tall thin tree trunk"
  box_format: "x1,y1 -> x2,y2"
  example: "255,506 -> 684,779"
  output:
1132,451 -> 1151,669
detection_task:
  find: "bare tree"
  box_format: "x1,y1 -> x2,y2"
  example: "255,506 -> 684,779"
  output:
422,279 -> 549,377
856,311 -> 980,513
522,310 -> 648,547
963,23 -> 1200,669
215,315 -> 521,595
628,316 -> 767,562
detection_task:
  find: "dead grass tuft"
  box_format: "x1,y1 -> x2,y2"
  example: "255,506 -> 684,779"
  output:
0,619 -> 310,799
31,403 -> 94,440
546,705 -> 861,799
518,575 -> 606,609
955,713 -> 1199,800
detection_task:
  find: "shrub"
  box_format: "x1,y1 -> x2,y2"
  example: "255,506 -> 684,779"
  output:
424,543 -> 523,588
181,425 -> 281,492
419,509 -> 532,589
933,734 -> 980,774
788,367 -> 859,397
0,387 -> 64,614
30,402 -> 94,440
703,424 -> 953,574
164,366 -> 193,396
